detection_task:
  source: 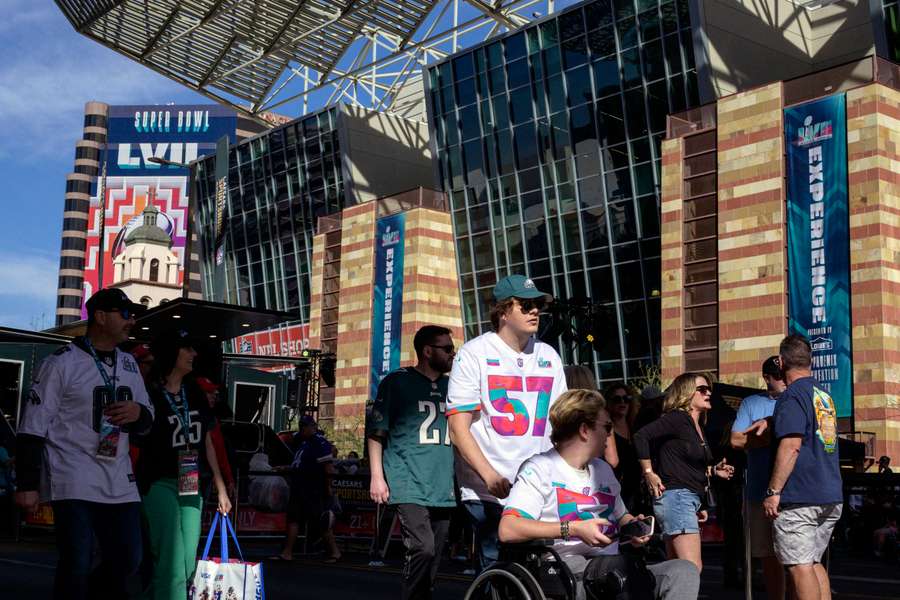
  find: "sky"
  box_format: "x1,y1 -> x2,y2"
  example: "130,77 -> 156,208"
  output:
0,2 -> 207,330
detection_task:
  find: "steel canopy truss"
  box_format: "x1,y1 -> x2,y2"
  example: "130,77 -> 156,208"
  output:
55,0 -> 569,119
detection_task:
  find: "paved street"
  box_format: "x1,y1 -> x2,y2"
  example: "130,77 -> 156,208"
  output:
2,532 -> 898,599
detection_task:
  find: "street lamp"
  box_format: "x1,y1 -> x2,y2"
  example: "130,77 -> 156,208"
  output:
147,156 -> 191,169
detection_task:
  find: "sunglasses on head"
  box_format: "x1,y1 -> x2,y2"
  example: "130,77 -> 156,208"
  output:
517,298 -> 546,314
428,344 -> 456,354
695,385 -> 712,395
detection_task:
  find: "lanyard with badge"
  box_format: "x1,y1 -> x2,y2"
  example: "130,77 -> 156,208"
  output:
163,385 -> 200,496
85,338 -> 120,460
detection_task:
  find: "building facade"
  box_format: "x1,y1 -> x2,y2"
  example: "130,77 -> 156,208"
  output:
425,0 -> 701,382
192,105 -> 434,429
54,102 -> 261,325
192,105 -> 432,319
661,56 -> 900,459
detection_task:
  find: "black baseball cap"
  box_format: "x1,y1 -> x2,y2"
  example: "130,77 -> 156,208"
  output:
85,288 -> 145,318
762,355 -> 782,378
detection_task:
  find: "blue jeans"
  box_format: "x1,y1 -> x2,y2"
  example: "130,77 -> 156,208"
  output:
52,500 -> 143,600
653,488 -> 702,537
463,500 -> 503,571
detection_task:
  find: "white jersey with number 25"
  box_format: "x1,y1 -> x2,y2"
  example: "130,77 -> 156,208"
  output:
447,332 -> 567,504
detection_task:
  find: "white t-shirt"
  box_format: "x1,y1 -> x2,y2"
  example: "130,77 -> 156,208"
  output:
504,449 -> 627,558
18,339 -> 153,503
447,332 -> 567,503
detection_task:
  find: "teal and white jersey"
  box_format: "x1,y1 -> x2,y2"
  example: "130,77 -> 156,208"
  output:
366,367 -> 455,507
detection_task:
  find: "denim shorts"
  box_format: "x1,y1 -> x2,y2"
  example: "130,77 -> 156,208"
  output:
653,488 -> 701,537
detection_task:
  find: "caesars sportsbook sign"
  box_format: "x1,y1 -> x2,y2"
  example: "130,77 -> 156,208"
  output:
784,94 -> 852,417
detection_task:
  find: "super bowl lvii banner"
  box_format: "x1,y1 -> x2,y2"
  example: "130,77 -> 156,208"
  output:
784,94 -> 852,417
369,213 -> 406,402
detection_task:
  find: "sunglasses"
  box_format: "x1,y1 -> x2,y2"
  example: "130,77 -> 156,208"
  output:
428,344 -> 456,354
695,385 -> 712,395
104,307 -> 135,320
517,299 -> 546,314
610,395 -> 632,404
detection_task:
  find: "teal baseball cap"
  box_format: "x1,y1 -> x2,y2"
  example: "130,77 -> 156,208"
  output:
492,274 -> 553,302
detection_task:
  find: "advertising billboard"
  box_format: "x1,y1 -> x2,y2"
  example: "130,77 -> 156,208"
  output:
368,213 -> 406,403
81,105 -> 236,316
784,94 -> 852,418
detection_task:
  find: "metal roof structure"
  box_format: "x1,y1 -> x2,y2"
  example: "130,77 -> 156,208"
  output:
54,0 -> 570,120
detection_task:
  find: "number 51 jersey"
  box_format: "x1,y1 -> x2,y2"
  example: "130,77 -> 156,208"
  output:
447,332 -> 567,504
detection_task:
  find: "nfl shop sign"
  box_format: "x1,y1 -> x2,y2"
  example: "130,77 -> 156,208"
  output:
235,324 -> 310,357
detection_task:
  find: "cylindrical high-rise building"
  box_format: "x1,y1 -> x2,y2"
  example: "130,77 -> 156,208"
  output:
56,101 -> 108,326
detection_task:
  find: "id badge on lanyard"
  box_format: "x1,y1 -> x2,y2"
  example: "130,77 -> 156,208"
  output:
178,449 -> 200,496
87,342 -> 120,460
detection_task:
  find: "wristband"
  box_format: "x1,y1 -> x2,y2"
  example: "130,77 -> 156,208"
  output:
560,520 -> 570,541
643,467 -> 653,474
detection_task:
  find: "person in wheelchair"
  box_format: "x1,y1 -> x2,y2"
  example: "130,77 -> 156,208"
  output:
498,389 -> 700,600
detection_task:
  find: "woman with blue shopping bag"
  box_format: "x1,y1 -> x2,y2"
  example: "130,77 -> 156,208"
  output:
191,513 -> 265,600
136,330 -> 232,599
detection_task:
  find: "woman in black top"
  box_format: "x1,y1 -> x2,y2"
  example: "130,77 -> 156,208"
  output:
605,382 -> 645,513
136,331 -> 231,600
633,372 -> 734,573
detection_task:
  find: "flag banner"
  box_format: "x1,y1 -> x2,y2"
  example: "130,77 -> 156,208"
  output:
784,94 -> 852,417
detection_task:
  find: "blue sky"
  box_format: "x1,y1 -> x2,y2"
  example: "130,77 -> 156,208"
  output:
0,2 -> 208,330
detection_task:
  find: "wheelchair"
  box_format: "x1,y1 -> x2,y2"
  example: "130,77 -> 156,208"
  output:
463,540 -> 578,600
464,540 -> 653,600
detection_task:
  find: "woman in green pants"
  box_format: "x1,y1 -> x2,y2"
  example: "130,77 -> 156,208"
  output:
137,330 -> 231,600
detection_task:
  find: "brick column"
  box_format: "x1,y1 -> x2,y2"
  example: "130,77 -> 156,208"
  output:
660,137 -> 685,384
308,232 -> 326,349
846,83 -> 900,459
333,203 -> 379,443
716,83 -> 788,388
400,208 -> 465,353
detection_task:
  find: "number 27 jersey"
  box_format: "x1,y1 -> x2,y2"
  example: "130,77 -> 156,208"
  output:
447,332 -> 567,503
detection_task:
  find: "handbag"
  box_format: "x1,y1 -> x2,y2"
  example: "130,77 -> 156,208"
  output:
190,513 -> 265,600
704,474 -> 717,510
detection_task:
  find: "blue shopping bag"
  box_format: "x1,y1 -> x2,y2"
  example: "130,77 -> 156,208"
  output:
190,513 -> 265,600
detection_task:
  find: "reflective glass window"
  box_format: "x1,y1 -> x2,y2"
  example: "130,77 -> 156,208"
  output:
562,36 -> 589,70
514,123 -> 539,170
456,78 -> 477,105
585,0 -> 614,29
510,91 -> 534,124
566,65 -> 593,107
460,105 -> 480,141
505,32 -> 527,61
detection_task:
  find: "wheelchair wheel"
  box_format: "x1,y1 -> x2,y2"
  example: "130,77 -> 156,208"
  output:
464,563 -> 547,600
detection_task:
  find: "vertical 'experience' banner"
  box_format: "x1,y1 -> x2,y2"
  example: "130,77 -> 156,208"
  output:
369,213 -> 406,402
784,94 -> 852,418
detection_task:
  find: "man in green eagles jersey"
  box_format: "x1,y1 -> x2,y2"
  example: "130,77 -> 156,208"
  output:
367,325 -> 457,600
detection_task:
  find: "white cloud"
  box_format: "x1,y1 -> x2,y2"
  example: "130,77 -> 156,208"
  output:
0,8 -> 206,162
0,251 -> 59,330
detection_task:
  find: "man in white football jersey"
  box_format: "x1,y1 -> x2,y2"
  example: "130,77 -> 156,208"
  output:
15,289 -> 153,600
447,274 -> 567,569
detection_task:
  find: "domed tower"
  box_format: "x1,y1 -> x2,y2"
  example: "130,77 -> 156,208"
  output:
111,202 -> 181,307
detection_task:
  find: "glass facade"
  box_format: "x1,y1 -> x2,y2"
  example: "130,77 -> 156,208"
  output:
194,107 -> 344,321
426,0 -> 699,382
